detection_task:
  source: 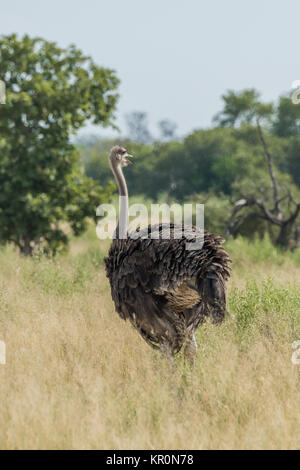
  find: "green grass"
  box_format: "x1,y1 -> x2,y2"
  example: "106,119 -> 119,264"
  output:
0,231 -> 299,449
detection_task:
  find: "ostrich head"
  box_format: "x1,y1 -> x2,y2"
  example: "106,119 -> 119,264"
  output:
109,146 -> 133,168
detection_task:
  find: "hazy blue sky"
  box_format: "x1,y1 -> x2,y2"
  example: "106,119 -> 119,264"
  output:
1,0 -> 299,138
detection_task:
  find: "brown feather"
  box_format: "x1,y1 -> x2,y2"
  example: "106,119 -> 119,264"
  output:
105,223 -> 231,353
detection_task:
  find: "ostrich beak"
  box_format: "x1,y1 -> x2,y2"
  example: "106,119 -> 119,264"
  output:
125,154 -> 133,164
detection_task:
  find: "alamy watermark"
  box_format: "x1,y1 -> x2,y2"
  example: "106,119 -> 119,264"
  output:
0,80 -> 5,104
0,340 -> 6,365
291,340 -> 300,365
291,80 -> 300,105
0,83 -> 5,364
96,201 -> 205,250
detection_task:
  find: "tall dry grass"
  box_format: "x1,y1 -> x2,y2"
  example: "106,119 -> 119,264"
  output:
0,229 -> 299,449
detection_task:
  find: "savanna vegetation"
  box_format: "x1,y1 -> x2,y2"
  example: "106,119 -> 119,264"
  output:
80,89 -> 300,249
0,34 -> 117,255
0,227 -> 300,449
0,34 -> 299,450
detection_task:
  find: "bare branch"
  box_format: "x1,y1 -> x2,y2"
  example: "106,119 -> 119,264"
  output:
256,118 -> 281,216
254,199 -> 283,226
226,119 -> 300,248
285,203 -> 300,224
226,208 -> 265,236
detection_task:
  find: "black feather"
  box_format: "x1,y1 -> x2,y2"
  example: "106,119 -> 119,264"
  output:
105,223 -> 231,354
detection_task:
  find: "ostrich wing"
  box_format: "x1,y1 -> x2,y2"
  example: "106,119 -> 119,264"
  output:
105,224 -> 231,348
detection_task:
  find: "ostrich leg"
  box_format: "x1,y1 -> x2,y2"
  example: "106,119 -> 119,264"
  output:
184,333 -> 197,366
160,340 -> 175,370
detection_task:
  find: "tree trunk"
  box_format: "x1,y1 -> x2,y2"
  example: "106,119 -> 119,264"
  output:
19,239 -> 34,256
276,223 -> 293,249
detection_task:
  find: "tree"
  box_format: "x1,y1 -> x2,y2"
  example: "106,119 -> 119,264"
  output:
125,111 -> 152,144
226,120 -> 300,249
157,119 -> 177,141
0,34 -> 119,255
272,95 -> 300,137
286,137 -> 300,188
214,89 -> 273,128
214,89 -> 300,248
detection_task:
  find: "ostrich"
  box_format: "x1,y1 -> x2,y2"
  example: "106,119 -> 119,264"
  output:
105,146 -> 231,364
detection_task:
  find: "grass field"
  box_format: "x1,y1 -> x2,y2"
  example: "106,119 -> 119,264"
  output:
0,226 -> 299,449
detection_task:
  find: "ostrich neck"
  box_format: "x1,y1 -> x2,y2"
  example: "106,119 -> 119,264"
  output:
111,162 -> 128,239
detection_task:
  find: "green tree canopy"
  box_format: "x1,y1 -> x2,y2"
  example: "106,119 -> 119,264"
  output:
213,89 -> 273,127
272,95 -> 300,137
0,34 -> 119,255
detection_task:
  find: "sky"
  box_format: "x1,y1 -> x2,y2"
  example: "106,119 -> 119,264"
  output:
1,0 -> 299,139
